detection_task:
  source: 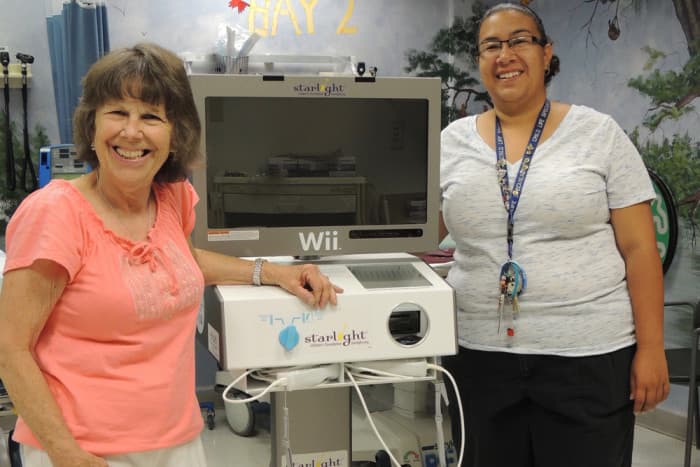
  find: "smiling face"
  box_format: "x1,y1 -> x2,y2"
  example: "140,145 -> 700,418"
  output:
93,95 -> 172,189
478,9 -> 552,111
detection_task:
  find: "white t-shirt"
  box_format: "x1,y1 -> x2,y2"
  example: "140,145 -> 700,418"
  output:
440,104 -> 655,356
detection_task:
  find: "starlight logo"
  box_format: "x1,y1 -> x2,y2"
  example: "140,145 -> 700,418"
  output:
305,328 -> 368,347
293,79 -> 346,97
286,454 -> 345,467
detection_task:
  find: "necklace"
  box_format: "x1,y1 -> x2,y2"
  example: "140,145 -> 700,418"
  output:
95,171 -> 153,241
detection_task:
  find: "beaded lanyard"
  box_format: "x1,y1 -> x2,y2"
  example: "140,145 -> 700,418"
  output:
495,99 -> 550,337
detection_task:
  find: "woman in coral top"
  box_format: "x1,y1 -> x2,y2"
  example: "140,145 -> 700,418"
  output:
0,43 -> 341,467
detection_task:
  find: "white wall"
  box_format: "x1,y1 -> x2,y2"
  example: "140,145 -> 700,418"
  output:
0,0 -> 60,142
1,1 -> 695,146
455,0 -> 697,138
1,0 -> 454,146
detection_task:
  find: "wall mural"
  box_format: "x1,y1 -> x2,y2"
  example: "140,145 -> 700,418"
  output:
0,0 -> 697,301
405,0 -> 699,298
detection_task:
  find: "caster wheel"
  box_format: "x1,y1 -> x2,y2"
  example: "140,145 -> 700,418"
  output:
224,388 -> 256,437
199,402 -> 216,430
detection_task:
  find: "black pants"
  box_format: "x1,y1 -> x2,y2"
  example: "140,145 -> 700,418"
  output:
442,346 -> 635,467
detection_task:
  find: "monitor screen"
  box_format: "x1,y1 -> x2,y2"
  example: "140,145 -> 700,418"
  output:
189,74 -> 441,258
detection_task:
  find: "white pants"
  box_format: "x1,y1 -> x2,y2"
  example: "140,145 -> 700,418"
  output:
20,435 -> 208,467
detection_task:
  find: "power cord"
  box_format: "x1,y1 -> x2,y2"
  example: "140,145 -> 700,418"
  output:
1,51 -> 15,192
434,378 -> 447,467
223,364 -> 342,404
222,369 -> 288,404
345,368 -> 404,467
223,365 -> 342,467
345,358 -> 428,379
427,363 -> 464,467
222,361 -> 465,467
283,392 -> 293,467
346,361 -> 465,467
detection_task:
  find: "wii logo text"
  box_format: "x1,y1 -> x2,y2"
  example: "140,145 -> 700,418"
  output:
298,231 -> 340,252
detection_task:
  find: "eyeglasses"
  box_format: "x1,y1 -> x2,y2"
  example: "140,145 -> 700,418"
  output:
477,35 -> 546,57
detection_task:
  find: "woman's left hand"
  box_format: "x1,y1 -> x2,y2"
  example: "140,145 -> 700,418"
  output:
630,345 -> 670,414
267,263 -> 343,308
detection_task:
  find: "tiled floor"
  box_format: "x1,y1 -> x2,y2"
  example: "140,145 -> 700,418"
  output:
200,408 -> 698,466
632,425 -> 699,467
2,402 -> 696,467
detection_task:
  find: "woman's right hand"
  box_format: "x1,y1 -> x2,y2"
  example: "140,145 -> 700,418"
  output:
265,262 -> 342,308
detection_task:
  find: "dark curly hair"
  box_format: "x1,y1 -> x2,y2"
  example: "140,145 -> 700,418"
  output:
72,43 -> 201,183
478,2 -> 561,86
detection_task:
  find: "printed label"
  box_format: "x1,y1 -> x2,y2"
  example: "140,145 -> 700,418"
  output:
207,323 -> 220,363
280,449 -> 348,467
208,229 -> 260,241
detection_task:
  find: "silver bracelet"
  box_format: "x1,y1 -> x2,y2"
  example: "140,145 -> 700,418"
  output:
252,258 -> 266,286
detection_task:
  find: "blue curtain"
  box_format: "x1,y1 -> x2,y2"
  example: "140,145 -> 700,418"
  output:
46,1 -> 110,143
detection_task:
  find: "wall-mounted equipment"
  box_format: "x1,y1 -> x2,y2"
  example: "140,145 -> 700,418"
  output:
39,144 -> 90,187
0,47 -> 32,89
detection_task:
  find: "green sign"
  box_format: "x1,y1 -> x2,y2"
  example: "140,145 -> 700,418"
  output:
648,170 -> 678,274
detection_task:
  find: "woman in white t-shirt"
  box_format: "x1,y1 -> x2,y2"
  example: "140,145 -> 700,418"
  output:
439,3 -> 669,466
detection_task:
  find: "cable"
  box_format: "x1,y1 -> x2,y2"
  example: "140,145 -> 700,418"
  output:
17,53 -> 37,192
282,392 -> 293,467
1,51 -> 15,191
344,367 -> 404,467
225,362 -> 464,466
223,365 -> 340,467
253,364 -> 321,380
434,379 -> 447,467
344,372 -> 408,382
344,364 -> 417,380
347,360 -> 462,466
346,358 -> 429,378
427,363 -> 465,467
224,364 -> 341,403
221,369 -> 286,404
249,371 -> 278,383
274,364 -> 340,390
223,377 -> 287,404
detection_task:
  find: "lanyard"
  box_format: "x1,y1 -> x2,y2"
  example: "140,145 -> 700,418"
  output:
495,99 -> 550,260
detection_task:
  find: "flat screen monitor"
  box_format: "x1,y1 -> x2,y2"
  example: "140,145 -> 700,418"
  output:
188,74 -> 441,257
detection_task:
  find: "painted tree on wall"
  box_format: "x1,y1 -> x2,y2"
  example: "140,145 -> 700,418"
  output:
582,0 -> 699,224
405,0 -> 699,225
624,0 -> 699,130
620,1 -> 697,225
631,44 -> 700,225
403,1 -> 491,128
